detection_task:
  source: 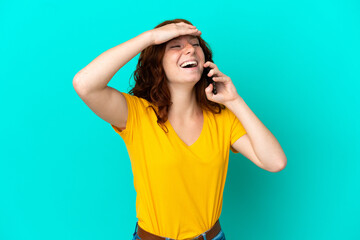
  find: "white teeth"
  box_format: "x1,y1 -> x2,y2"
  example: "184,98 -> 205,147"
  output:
180,61 -> 197,68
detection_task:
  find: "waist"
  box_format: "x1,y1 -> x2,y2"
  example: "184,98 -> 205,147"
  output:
137,219 -> 222,240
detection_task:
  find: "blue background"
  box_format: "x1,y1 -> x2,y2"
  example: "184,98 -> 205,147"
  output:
1,0 -> 359,239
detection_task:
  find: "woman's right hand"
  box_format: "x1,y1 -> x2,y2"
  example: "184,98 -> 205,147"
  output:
149,22 -> 202,46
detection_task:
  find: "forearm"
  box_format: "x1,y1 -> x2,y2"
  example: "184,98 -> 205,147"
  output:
226,96 -> 287,170
73,30 -> 154,93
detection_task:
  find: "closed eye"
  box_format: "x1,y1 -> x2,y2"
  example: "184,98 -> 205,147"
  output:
171,44 -> 200,48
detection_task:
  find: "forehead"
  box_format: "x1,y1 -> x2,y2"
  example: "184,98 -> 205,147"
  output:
168,35 -> 199,43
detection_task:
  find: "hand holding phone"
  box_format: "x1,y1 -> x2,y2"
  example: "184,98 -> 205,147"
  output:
203,67 -> 217,95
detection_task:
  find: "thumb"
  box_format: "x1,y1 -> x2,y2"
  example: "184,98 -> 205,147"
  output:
205,83 -> 213,98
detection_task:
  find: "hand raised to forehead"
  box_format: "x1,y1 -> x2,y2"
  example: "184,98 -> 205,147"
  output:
150,22 -> 202,46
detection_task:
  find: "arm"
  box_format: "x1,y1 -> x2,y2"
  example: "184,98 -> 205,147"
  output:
202,61 -> 287,172
73,30 -> 154,93
227,96 -> 287,172
72,30 -> 154,130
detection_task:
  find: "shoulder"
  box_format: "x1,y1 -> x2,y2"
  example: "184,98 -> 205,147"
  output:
207,106 -> 232,120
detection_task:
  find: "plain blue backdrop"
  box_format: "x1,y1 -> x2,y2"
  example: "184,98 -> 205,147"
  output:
1,0 -> 359,239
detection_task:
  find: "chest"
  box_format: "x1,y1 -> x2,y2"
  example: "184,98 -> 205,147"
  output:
168,116 -> 204,147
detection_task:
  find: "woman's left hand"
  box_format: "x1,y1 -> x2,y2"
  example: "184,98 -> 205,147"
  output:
203,61 -> 241,106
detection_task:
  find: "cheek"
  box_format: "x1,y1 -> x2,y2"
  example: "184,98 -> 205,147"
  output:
164,53 -> 177,64
197,49 -> 205,59
163,60 -> 179,75
162,56 -> 175,68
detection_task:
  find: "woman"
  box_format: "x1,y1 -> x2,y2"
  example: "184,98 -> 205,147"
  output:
73,18 -> 287,240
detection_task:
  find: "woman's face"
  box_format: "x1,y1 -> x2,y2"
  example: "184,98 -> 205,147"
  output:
162,35 -> 205,85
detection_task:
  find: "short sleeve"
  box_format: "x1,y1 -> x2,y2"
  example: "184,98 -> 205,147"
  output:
110,92 -> 143,141
228,108 -> 247,153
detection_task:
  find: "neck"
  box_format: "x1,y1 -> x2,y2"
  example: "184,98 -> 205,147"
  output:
167,84 -> 202,121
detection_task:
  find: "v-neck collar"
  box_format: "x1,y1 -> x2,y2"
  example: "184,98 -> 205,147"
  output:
166,109 -> 206,148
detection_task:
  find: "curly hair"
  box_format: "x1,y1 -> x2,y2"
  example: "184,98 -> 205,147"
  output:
128,18 -> 225,133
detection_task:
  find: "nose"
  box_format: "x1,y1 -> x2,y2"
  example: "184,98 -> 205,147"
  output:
183,43 -> 196,54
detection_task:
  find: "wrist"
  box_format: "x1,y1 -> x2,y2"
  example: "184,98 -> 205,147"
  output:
225,95 -> 244,110
143,30 -> 154,46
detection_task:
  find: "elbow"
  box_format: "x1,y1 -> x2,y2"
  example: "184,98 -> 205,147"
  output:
276,158 -> 287,172
268,158 -> 287,173
72,74 -> 87,95
73,73 -> 83,88
73,74 -> 80,89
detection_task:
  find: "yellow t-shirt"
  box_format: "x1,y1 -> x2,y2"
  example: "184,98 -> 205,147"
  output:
110,92 -> 246,240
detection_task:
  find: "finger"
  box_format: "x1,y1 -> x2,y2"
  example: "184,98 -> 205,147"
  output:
182,23 -> 198,31
204,61 -> 217,68
205,83 -> 213,95
207,69 -> 214,76
194,29 -> 201,35
189,28 -> 201,36
204,63 -> 221,76
177,23 -> 200,33
208,69 -> 224,77
212,76 -> 228,82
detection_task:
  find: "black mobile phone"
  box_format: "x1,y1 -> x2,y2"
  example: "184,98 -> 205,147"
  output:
204,67 -> 217,95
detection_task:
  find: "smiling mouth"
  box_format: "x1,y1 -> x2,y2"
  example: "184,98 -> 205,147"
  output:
181,66 -> 198,69
179,64 -> 200,71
